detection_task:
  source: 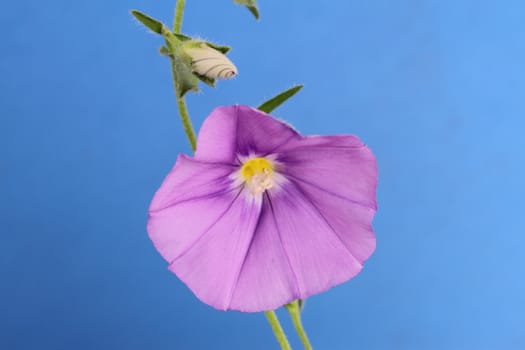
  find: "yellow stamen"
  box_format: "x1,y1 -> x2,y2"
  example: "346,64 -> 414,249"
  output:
240,157 -> 275,194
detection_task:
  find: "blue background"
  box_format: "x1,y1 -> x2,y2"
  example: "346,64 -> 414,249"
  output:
1,1 -> 524,349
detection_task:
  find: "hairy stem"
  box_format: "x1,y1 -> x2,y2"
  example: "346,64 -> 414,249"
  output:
264,311 -> 292,350
173,0 -> 186,33
170,0 -> 196,151
170,63 -> 196,151
176,93 -> 197,151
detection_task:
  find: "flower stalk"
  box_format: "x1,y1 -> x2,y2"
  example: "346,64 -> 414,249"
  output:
264,311 -> 292,350
286,301 -> 313,350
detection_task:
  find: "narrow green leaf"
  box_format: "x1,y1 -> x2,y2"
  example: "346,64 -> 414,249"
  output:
245,6 -> 259,19
131,10 -> 164,34
257,85 -> 304,114
233,0 -> 260,19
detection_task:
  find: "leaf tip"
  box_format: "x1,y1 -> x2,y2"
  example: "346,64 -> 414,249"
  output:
248,6 -> 260,19
130,9 -> 163,35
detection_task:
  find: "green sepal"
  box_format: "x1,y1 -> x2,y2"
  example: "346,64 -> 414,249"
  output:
175,34 -> 231,54
233,0 -> 260,19
131,10 -> 164,34
171,51 -> 199,97
194,73 -> 216,87
159,46 -> 170,56
161,36 -> 199,97
257,85 -> 304,114
173,33 -> 192,42
206,42 -> 231,54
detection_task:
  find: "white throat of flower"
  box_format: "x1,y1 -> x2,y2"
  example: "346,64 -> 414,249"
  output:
231,155 -> 286,201
240,157 -> 275,195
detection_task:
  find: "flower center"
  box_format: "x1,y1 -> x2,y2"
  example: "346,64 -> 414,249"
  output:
240,157 -> 275,194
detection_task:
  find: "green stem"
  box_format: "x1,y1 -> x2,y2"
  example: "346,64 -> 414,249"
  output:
286,301 -> 313,350
169,61 -> 196,151
170,0 -> 196,151
173,0 -> 186,33
264,311 -> 292,350
176,94 -> 197,152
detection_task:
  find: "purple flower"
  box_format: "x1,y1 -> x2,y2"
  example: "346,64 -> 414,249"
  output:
148,106 -> 378,312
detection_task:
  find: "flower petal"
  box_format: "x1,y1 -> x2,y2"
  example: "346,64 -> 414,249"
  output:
279,134 -> 365,150
240,183 -> 365,306
194,105 -> 300,163
168,194 -> 261,310
148,110 -> 378,312
147,155 -> 238,262
289,179 -> 376,263
277,135 -> 378,210
229,198 -> 299,312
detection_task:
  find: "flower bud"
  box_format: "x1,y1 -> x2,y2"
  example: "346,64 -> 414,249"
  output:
182,42 -> 237,79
